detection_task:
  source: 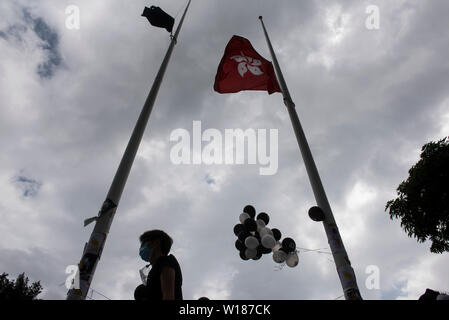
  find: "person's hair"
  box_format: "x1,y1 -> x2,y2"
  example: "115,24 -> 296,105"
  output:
139,230 -> 173,255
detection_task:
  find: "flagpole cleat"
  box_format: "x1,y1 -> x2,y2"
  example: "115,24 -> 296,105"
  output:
83,216 -> 98,227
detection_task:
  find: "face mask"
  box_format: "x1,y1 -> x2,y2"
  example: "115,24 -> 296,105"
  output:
139,245 -> 153,262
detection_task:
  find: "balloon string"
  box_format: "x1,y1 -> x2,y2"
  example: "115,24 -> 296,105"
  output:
298,247 -> 332,255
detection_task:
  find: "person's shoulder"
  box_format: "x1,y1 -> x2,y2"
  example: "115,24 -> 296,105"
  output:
167,254 -> 177,261
156,255 -> 176,268
167,254 -> 181,265
157,254 -> 180,271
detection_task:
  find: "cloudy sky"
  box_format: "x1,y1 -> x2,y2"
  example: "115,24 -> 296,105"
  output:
1,0 -> 448,300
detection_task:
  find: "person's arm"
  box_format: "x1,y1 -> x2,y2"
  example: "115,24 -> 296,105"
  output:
160,266 -> 175,300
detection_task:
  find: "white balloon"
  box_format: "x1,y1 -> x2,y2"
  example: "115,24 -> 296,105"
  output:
272,250 -> 287,263
239,212 -> 250,224
261,234 -> 276,249
259,227 -> 272,237
286,251 -> 299,267
256,219 -> 266,231
245,248 -> 257,259
272,241 -> 282,252
244,236 -> 259,249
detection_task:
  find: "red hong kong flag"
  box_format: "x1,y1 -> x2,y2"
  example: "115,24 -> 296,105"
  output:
214,35 -> 281,95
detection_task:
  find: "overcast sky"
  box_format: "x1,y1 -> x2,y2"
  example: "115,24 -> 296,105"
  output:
1,0 -> 448,300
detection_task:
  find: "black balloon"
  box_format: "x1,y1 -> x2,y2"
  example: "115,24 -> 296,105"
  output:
282,238 -> 296,253
237,230 -> 250,242
271,228 -> 282,241
253,251 -> 262,260
235,239 -> 245,251
243,205 -> 256,219
258,244 -> 272,255
239,250 -> 249,260
244,218 -> 257,232
256,212 -> 270,225
308,206 -> 325,222
233,223 -> 246,236
279,246 -> 287,253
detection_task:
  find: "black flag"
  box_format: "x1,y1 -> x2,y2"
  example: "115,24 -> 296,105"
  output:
141,6 -> 175,33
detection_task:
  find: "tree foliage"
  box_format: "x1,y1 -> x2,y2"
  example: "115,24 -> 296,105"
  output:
385,137 -> 449,253
0,272 -> 43,300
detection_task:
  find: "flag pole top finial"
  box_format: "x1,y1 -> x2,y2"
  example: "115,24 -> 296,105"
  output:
259,16 -> 263,20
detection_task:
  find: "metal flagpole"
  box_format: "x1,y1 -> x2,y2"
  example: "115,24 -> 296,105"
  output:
258,16 -> 362,300
67,0 -> 192,300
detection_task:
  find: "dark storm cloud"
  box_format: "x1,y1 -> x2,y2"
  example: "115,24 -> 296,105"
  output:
0,24 -> 27,42
205,174 -> 216,185
23,8 -> 62,78
0,5 -> 62,78
12,174 -> 42,198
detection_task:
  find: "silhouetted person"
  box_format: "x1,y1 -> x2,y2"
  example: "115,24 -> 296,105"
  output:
135,230 -> 183,300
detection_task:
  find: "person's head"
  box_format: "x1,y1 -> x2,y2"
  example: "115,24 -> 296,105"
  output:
139,230 -> 173,263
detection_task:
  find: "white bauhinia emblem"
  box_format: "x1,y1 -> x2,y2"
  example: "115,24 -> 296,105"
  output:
230,51 -> 264,77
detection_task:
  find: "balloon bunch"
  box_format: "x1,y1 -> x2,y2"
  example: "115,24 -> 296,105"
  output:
233,205 -> 299,268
